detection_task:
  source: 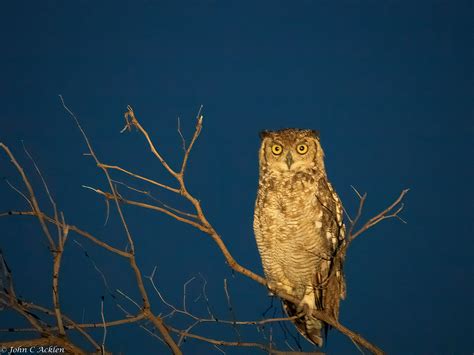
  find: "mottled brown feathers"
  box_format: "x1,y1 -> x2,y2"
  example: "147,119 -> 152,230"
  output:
259,128 -> 320,140
253,128 -> 345,347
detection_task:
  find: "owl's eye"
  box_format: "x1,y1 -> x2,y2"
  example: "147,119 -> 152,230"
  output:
271,144 -> 283,155
296,144 -> 308,154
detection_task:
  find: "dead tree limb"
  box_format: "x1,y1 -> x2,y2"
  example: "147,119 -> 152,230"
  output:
0,102 -> 409,354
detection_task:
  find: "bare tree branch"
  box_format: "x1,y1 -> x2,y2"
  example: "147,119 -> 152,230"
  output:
349,189 -> 409,243
0,102 -> 409,354
118,109 -> 402,354
60,97 -> 183,354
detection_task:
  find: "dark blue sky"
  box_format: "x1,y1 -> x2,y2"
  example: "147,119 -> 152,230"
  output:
1,1 -> 472,354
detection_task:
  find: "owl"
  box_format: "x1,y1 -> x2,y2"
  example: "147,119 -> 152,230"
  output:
253,128 -> 346,347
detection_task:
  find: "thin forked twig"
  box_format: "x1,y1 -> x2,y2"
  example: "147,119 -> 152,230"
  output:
223,278 -> 241,341
100,297 -> 107,354
349,189 -> 409,242
177,116 -> 186,152
0,143 -> 55,248
22,142 -> 63,242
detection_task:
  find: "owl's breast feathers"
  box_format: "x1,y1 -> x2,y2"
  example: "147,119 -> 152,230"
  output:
254,169 -> 346,347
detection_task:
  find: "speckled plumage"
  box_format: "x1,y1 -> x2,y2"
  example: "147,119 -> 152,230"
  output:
253,128 -> 346,347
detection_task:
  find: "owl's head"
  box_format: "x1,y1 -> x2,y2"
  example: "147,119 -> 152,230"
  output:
258,128 -> 325,174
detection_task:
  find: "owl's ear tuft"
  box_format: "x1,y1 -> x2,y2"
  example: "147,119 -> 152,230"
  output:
310,130 -> 320,139
259,130 -> 271,140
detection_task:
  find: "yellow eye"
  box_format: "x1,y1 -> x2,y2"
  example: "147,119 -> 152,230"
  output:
271,144 -> 283,155
296,144 -> 308,154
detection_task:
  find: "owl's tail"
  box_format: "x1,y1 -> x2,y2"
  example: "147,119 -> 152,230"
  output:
282,300 -> 326,347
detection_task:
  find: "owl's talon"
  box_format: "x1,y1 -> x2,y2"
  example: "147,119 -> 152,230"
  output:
298,291 -> 316,314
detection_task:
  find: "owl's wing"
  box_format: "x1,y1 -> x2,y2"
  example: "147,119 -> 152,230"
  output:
282,179 -> 347,347
315,178 -> 346,320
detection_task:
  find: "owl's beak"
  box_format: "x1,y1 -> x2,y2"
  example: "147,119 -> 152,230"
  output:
285,152 -> 294,169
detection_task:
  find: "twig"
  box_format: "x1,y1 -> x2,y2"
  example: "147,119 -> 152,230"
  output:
124,106 -> 179,178
4,179 -> 32,210
116,289 -> 141,310
183,276 -> 196,313
73,239 -> 114,295
97,163 -> 180,194
223,278 -> 241,341
347,187 -> 367,238
177,116 -> 186,152
180,109 -> 203,176
0,143 -> 55,248
349,189 -> 409,242
214,345 -> 226,354
22,142 -> 63,242
52,241 -> 66,336
350,185 -> 363,199
100,296 -> 107,354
